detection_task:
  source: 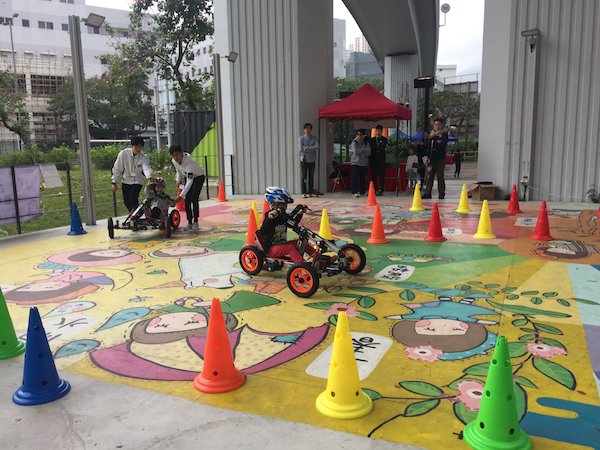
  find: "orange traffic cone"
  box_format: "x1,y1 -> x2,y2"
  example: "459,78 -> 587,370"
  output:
530,200 -> 553,241
424,202 -> 446,242
262,199 -> 271,223
176,188 -> 186,211
506,184 -> 522,214
193,298 -> 245,393
367,204 -> 388,244
367,181 -> 378,206
217,180 -> 227,202
245,209 -> 258,246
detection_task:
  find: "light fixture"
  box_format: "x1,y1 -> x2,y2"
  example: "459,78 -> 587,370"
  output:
84,13 -> 105,28
226,51 -> 238,63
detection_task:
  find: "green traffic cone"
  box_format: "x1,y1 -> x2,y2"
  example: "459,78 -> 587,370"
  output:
463,336 -> 531,450
0,287 -> 25,360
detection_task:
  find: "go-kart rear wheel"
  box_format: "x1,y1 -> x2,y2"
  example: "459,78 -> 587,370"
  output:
239,246 -> 263,275
108,217 -> 115,239
287,262 -> 319,298
169,210 -> 181,229
339,244 -> 366,274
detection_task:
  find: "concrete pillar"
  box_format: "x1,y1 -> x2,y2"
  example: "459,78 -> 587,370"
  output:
384,54 -> 419,134
214,0 -> 333,196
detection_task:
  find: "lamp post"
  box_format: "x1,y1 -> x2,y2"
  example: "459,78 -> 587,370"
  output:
69,13 -> 104,226
212,51 -> 238,186
4,13 -> 20,150
414,76 -> 435,132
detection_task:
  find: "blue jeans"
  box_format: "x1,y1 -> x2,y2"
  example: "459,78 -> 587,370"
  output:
351,165 -> 367,194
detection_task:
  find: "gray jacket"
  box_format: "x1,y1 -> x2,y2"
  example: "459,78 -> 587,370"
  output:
298,135 -> 319,163
350,140 -> 371,166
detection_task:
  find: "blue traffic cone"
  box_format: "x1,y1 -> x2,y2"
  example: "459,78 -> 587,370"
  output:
67,202 -> 87,235
13,307 -> 71,406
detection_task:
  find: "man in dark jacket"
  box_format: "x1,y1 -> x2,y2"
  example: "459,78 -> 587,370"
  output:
422,118 -> 449,199
369,125 -> 387,195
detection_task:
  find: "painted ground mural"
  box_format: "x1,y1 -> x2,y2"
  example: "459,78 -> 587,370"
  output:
1,198 -> 599,449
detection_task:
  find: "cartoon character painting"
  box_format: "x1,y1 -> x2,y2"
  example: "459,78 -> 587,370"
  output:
47,248 -> 142,267
386,297 -> 499,361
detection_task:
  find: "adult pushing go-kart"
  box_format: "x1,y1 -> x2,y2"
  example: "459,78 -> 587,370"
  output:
239,186 -> 366,297
108,177 -> 181,239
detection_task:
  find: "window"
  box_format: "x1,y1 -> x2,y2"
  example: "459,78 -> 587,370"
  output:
60,0 -> 75,3
93,26 -> 100,34
30,75 -> 66,97
210,65 -> 213,74
62,23 -> 68,32
38,21 -> 53,30
22,19 -> 29,27
203,47 -> 206,54
100,57 -> 108,65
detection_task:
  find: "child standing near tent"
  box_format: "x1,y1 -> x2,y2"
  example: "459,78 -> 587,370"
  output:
453,150 -> 463,178
405,146 -> 418,190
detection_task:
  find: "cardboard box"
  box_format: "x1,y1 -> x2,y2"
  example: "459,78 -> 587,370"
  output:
468,182 -> 497,201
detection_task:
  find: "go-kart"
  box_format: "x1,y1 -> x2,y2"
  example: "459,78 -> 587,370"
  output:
239,204 -> 366,297
108,198 -> 180,239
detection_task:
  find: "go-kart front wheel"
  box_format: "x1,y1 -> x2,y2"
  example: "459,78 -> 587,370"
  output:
239,246 -> 263,275
108,217 -> 115,239
169,210 -> 181,229
339,244 -> 366,274
287,262 -> 319,298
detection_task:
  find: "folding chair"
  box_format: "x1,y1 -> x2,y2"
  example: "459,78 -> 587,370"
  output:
330,162 -> 347,192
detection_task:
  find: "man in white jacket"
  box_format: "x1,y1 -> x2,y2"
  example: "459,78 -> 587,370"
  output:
170,145 -> 205,230
111,137 -> 153,211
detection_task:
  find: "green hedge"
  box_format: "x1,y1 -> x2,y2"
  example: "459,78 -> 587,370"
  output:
91,144 -> 122,170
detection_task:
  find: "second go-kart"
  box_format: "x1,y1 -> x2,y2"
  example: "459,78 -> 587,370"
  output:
239,204 -> 366,297
108,199 -> 180,239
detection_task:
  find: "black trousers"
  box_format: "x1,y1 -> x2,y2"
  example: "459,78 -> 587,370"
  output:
122,183 -> 143,212
301,162 -> 315,195
185,175 -> 205,223
424,159 -> 446,198
454,161 -> 462,176
351,165 -> 367,194
369,159 -> 385,192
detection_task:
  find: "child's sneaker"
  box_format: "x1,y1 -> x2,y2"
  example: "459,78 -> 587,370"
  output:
353,193 -> 360,198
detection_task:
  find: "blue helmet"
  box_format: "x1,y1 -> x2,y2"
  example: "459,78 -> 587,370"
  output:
265,186 -> 294,204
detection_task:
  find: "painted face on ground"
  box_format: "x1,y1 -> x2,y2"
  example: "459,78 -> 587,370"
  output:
152,245 -> 215,258
415,319 -> 469,336
88,249 -> 131,258
18,280 -> 70,291
145,312 -> 207,334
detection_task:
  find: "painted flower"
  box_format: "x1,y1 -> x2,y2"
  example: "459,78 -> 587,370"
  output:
526,343 -> 567,359
455,380 -> 484,411
404,345 -> 443,362
324,303 -> 359,317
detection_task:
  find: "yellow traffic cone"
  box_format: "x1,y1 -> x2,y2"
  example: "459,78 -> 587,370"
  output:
251,200 -> 260,226
319,209 -> 333,240
409,183 -> 425,212
316,312 -> 373,419
473,200 -> 496,239
455,184 -> 471,213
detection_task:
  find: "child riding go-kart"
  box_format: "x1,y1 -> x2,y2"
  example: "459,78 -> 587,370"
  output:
108,177 -> 181,239
239,186 -> 366,297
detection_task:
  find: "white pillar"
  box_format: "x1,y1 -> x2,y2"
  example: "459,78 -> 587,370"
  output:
384,54 -> 419,134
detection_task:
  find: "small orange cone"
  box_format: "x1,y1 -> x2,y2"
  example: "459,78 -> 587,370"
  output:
262,199 -> 270,223
530,200 -> 553,241
367,204 -> 388,244
424,202 -> 446,242
245,209 -> 258,246
367,181 -> 377,206
176,188 -> 186,211
193,298 -> 245,394
217,180 -> 227,202
506,184 -> 522,214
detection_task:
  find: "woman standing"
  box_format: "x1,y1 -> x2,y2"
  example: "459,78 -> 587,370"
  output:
350,129 -> 371,198
298,122 -> 319,198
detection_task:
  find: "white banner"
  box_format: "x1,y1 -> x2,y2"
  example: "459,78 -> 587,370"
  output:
0,165 -> 41,225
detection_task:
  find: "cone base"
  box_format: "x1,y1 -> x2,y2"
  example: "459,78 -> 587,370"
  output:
367,236 -> 389,244
13,378 -> 71,406
193,370 -> 245,394
316,390 -> 373,419
463,421 -> 531,450
473,232 -> 496,239
367,200 -> 378,207
409,206 -> 425,212
505,208 -> 522,214
425,235 -> 446,242
0,339 -> 25,360
455,208 -> 471,214
67,229 -> 87,235
530,233 -> 553,241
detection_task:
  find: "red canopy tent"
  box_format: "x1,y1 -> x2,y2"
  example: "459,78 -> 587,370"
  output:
319,83 -> 412,195
319,83 -> 411,121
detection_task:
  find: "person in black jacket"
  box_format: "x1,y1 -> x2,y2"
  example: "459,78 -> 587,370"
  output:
422,118 -> 449,199
369,125 -> 387,195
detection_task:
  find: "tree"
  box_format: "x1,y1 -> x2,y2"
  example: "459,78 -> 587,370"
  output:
334,77 -> 384,99
108,0 -> 214,110
0,70 -> 30,146
49,75 -> 154,140
417,90 -> 480,134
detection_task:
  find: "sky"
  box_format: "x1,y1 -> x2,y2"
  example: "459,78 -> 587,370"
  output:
88,0 -> 485,77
